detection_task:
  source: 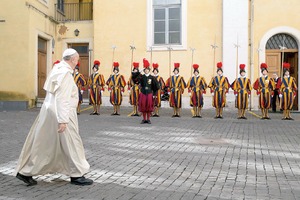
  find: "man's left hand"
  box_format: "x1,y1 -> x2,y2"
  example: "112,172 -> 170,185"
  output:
58,123 -> 67,133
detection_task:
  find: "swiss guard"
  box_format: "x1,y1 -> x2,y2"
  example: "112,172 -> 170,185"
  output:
253,63 -> 275,119
187,64 -> 207,118
87,60 -> 105,115
128,62 -> 141,116
279,62 -> 298,120
73,62 -> 87,115
152,63 -> 165,117
166,63 -> 187,117
231,64 -> 252,119
208,62 -> 230,119
138,58 -> 159,124
106,62 -> 126,115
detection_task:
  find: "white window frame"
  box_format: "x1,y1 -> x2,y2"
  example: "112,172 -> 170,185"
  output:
147,0 -> 187,51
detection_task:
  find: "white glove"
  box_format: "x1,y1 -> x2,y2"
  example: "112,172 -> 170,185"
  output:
80,90 -> 83,94
168,92 -> 170,95
279,94 -> 282,98
128,90 -> 131,94
188,92 -> 191,96
101,90 -> 103,95
211,92 -> 214,96
235,94 -> 238,97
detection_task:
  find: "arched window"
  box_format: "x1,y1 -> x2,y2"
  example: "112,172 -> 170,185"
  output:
266,33 -> 298,49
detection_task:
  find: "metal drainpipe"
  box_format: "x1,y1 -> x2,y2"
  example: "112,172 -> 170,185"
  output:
249,0 -> 254,110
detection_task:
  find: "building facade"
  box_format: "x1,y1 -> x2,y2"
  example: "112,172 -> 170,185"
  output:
0,0 -> 299,110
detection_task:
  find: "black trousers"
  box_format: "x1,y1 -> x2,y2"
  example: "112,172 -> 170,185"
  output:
272,89 -> 280,111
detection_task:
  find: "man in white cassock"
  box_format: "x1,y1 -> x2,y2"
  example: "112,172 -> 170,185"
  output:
15,49 -> 93,186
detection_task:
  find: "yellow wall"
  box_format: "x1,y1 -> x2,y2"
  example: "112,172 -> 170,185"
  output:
93,0 -> 223,86
0,0 -> 31,102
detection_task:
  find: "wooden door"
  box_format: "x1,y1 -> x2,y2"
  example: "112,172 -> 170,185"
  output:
266,51 -> 281,76
68,43 -> 90,98
287,52 -> 298,110
38,38 -> 47,98
78,56 -> 89,98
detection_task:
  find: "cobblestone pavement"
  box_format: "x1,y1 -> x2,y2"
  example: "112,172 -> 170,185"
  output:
0,106 -> 300,200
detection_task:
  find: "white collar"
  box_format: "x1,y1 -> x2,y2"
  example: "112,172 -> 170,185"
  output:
194,74 -> 200,78
145,73 -> 150,77
174,74 -> 179,77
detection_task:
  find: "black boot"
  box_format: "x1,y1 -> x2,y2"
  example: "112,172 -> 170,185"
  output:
70,176 -> 93,186
16,173 -> 37,186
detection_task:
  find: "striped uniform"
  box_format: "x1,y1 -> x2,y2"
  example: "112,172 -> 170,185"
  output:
232,77 -> 252,109
106,74 -> 126,106
208,76 -> 230,108
73,72 -> 87,104
87,73 -> 105,105
153,75 -> 165,107
280,76 -> 297,110
128,75 -> 140,106
253,76 -> 275,109
187,76 -> 207,108
166,75 -> 187,108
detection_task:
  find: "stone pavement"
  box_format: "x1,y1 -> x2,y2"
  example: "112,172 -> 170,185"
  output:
0,106 -> 300,200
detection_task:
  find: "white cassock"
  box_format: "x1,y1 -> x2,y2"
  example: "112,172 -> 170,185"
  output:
14,61 -> 90,177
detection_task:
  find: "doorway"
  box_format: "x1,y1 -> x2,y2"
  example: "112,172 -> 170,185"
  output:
68,43 -> 90,98
38,37 -> 47,98
265,33 -> 298,110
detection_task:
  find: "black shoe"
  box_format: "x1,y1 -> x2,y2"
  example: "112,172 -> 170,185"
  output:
115,113 -> 120,116
265,117 -> 271,120
90,112 -> 96,115
237,117 -> 242,119
147,120 -> 151,124
176,115 -> 180,118
70,177 -> 93,186
152,114 -> 158,117
172,115 -> 177,118
288,117 -> 294,120
242,116 -> 247,120
218,116 -> 223,119
93,112 -> 99,115
77,113 -> 80,115
134,114 -> 140,116
16,173 -> 37,186
197,115 -> 202,118
261,117 -> 265,120
141,120 -> 146,124
282,117 -> 287,120
192,116 -> 197,118
214,116 -> 219,119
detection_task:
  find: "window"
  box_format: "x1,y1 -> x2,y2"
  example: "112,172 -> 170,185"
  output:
147,0 -> 186,50
57,0 -> 64,12
266,33 -> 298,50
153,0 -> 181,45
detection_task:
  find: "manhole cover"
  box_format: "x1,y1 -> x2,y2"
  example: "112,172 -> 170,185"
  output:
195,138 -> 229,145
